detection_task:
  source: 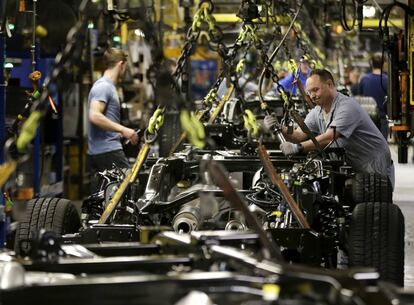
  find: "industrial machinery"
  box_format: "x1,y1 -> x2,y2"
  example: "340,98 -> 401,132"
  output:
2,1 -> 413,303
14,129 -> 403,286
3,226 -> 414,305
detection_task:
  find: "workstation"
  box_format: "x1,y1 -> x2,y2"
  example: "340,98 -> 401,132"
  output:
0,1 -> 414,304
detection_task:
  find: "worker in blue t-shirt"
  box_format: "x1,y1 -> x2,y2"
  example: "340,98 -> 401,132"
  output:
272,59 -> 311,95
88,48 -> 139,192
358,53 -> 389,139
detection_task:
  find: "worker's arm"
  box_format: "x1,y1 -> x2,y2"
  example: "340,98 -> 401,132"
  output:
301,127 -> 340,152
263,115 -> 309,143
285,107 -> 322,144
283,127 -> 309,143
89,100 -> 138,145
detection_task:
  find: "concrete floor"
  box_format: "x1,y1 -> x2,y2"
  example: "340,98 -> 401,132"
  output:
391,144 -> 414,288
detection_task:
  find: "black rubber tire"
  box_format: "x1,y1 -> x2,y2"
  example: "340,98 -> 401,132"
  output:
14,197 -> 81,256
352,173 -> 393,204
349,202 -> 404,286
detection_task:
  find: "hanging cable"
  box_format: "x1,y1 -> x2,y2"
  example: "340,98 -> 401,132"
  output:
340,0 -> 356,32
379,1 -> 414,42
257,1 -> 303,112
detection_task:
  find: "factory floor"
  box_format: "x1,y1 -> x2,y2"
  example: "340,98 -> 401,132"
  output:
391,144 -> 414,288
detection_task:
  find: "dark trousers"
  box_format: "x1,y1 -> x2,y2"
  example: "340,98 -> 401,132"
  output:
380,118 -> 389,139
88,149 -> 129,193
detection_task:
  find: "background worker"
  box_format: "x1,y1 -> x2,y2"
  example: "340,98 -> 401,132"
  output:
88,48 -> 139,192
358,52 -> 389,138
264,69 -> 394,187
272,58 -> 311,95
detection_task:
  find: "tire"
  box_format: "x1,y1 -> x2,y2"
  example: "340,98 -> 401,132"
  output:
349,202 -> 404,286
352,173 -> 393,204
14,198 -> 81,256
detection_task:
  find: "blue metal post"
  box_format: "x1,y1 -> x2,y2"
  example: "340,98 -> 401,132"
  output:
32,46 -> 41,196
32,0 -> 41,196
33,126 -> 40,195
0,31 -> 7,247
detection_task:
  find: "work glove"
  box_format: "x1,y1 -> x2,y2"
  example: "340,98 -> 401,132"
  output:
263,114 -> 278,131
280,141 -> 303,156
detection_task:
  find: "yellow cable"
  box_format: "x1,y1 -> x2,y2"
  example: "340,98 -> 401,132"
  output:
0,161 -> 17,188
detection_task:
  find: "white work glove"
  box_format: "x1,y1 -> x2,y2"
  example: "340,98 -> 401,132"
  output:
280,142 -> 303,156
263,115 -> 278,131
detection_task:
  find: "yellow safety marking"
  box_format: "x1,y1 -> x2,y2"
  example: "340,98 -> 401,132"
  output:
0,161 -> 17,188
16,111 -> 41,152
208,84 -> 234,124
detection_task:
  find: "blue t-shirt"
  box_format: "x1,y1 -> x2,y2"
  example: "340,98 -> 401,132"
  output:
358,73 -> 388,118
87,76 -> 123,155
274,72 -> 308,94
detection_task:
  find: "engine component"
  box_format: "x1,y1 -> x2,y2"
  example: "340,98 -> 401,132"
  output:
172,201 -> 203,233
81,193 -> 104,226
224,219 -> 246,231
258,144 -> 310,229
225,210 -> 246,231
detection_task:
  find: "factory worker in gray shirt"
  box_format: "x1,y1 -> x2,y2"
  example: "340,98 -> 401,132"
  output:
264,69 -> 394,188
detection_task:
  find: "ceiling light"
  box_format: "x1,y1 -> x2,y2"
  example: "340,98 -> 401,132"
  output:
363,5 -> 376,18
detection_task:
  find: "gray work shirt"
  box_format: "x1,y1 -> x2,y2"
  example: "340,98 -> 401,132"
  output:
304,92 -> 393,180
88,76 -> 123,155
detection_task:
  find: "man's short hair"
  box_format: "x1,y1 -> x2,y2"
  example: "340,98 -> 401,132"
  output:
103,48 -> 128,69
309,69 -> 335,85
370,52 -> 383,69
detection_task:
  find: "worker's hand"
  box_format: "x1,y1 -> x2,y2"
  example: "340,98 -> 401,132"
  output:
121,127 -> 139,145
263,114 -> 278,131
280,142 -> 303,156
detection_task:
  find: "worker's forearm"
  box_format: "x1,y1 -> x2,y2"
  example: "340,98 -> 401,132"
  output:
301,132 -> 333,152
283,127 -> 308,143
90,112 -> 124,134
